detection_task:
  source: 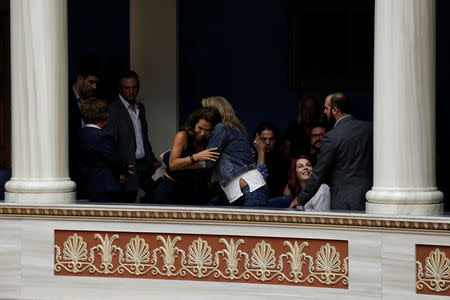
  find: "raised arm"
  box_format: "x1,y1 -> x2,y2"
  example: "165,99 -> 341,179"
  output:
253,134 -> 266,165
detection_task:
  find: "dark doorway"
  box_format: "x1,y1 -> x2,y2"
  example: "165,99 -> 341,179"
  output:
0,0 -> 10,169
288,0 -> 374,90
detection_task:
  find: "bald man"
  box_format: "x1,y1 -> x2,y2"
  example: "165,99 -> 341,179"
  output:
290,93 -> 373,210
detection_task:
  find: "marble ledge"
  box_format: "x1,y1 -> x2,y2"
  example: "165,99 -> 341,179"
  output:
1,201 -> 450,233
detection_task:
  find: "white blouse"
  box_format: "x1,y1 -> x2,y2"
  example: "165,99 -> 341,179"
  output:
222,169 -> 266,203
303,183 -> 330,211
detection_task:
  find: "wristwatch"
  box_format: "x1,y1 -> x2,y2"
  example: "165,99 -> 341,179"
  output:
189,155 -> 195,164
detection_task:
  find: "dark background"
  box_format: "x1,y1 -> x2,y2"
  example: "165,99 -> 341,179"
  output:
68,0 -> 131,100
178,0 -> 375,134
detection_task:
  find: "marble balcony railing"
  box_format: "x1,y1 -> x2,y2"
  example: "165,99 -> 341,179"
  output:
1,202 -> 450,299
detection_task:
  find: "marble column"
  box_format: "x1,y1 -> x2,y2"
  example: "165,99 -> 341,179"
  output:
5,0 -> 76,203
366,0 -> 443,215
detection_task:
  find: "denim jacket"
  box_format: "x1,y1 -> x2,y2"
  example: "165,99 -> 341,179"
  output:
204,122 -> 256,186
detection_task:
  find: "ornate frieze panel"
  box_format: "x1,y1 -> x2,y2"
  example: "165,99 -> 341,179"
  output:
54,230 -> 348,288
2,204 -> 450,233
416,245 -> 450,295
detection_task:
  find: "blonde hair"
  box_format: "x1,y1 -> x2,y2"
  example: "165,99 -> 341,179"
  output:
202,96 -> 248,137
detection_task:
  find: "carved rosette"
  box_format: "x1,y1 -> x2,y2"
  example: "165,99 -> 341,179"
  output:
54,233 -> 92,274
417,245 -> 450,295
55,230 -> 348,288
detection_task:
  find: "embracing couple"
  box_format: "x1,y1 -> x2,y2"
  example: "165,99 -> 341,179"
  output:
153,97 -> 268,207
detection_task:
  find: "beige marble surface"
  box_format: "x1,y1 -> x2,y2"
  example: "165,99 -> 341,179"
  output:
0,220 -> 21,299
366,202 -> 444,215
381,233 -> 450,300
1,212 -> 450,299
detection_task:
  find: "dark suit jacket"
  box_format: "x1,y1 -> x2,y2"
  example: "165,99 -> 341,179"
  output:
105,96 -> 157,192
78,127 -> 123,202
298,116 -> 373,210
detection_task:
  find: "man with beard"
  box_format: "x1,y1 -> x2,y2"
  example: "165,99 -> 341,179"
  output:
69,64 -> 100,198
285,95 -> 322,158
290,93 -> 373,210
309,123 -> 327,163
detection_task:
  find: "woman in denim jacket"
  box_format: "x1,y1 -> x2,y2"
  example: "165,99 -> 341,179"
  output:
200,97 -> 268,206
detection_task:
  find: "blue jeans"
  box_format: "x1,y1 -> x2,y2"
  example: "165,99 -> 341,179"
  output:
152,176 -> 185,204
232,185 -> 268,207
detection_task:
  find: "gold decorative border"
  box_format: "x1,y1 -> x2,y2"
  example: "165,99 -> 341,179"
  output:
1,204 -> 450,232
54,231 -> 348,288
416,245 -> 450,295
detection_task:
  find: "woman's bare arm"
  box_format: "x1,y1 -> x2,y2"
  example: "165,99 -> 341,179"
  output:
167,132 -> 189,171
168,132 -> 219,171
254,134 -> 266,165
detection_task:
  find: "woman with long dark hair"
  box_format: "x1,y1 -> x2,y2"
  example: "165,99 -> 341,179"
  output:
268,155 -> 330,211
153,107 -> 221,204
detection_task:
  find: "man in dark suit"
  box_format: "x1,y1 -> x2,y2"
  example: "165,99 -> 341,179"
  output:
105,71 -> 160,202
69,66 -> 100,198
291,92 -> 373,210
78,99 -> 124,202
